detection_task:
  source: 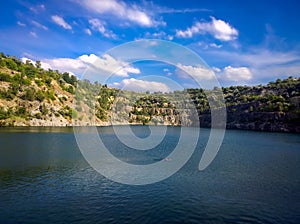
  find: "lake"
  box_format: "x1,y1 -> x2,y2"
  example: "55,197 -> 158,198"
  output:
0,126 -> 300,223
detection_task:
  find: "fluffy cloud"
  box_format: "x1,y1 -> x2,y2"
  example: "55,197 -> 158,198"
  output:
176,17 -> 238,41
21,57 -> 52,70
42,57 -> 88,75
112,78 -> 170,93
217,66 -> 252,82
51,15 -> 72,30
88,18 -> 117,39
90,54 -> 140,77
205,48 -> 300,82
22,54 -> 140,78
177,64 -> 215,80
78,0 -> 162,27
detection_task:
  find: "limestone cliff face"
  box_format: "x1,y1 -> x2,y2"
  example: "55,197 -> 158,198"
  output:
127,96 -> 300,133
128,107 -> 299,133
199,98 -> 300,133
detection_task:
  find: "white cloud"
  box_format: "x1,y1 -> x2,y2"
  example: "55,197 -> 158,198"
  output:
157,7 -> 211,14
21,57 -> 52,70
29,4 -> 45,13
255,64 -> 300,80
177,64 -> 215,80
127,7 -> 153,26
167,35 -> 174,41
112,78 -> 170,93
29,31 -> 38,38
223,66 -> 252,81
176,17 -> 238,41
209,43 -> 222,48
43,57 -> 87,75
88,18 -> 117,39
198,41 -> 223,49
84,28 -> 92,35
145,31 -> 173,40
91,54 -> 140,77
77,54 -> 99,64
78,0 -> 163,27
206,47 -> 300,84
17,21 -> 26,27
21,57 -> 34,64
210,49 -> 300,68
51,15 -> 72,30
22,54 -> 96,76
21,54 -> 140,78
212,67 -> 221,73
163,68 -> 172,76
31,20 -> 48,30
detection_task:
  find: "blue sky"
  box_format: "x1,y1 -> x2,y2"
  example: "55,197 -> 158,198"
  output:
1,0 -> 300,91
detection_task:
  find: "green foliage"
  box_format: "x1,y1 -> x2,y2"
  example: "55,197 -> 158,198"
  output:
45,90 -> 55,100
15,106 -> 27,118
98,85 -> 117,110
66,85 -> 74,94
40,103 -> 48,115
45,78 -> 52,86
7,83 -> 19,98
21,88 -> 35,101
0,106 -> 9,119
5,58 -> 18,70
35,79 -> 43,86
24,65 -> 36,78
96,107 -> 108,121
62,72 -> 77,85
59,106 -> 74,120
0,73 -> 11,82
36,90 -> 45,102
35,61 -> 41,69
249,106 -> 253,112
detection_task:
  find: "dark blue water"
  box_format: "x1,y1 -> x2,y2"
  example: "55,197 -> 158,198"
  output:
0,126 -> 300,223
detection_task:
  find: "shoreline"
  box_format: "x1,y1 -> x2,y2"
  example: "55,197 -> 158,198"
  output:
0,124 -> 299,134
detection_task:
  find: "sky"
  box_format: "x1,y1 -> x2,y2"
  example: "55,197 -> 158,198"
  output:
1,0 -> 300,91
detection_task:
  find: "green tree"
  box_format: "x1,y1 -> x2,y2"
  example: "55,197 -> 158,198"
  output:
36,90 -> 45,102
21,88 -> 35,101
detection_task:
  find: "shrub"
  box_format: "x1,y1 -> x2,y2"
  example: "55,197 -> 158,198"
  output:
0,73 -> 11,82
36,90 -> 45,102
21,88 -> 35,101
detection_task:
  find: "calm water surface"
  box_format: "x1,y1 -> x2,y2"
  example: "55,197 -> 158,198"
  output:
0,126 -> 299,224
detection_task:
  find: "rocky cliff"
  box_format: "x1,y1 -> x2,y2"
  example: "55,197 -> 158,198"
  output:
127,78 -> 300,133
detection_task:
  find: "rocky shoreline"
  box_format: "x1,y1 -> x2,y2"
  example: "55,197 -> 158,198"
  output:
3,112 -> 298,133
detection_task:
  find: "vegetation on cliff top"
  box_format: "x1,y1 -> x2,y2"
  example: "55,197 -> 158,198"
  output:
0,53 -> 299,131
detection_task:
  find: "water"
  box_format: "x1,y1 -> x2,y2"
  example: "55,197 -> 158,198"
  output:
0,126 -> 299,223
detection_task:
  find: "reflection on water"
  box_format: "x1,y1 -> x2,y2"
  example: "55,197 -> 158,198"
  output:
0,126 -> 300,223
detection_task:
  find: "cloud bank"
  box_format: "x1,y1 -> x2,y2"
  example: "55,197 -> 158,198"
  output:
176,17 -> 238,41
